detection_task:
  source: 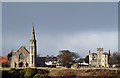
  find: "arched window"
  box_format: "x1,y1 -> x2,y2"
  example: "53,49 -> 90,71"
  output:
19,53 -> 25,60
19,62 -> 23,67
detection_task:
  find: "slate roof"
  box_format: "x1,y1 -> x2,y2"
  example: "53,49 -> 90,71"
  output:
103,52 -> 109,55
90,52 -> 97,55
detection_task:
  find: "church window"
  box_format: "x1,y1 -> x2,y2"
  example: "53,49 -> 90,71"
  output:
92,55 -> 95,60
19,53 -> 25,60
19,62 -> 23,67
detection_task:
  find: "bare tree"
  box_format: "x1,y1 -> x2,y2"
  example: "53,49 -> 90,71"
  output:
113,52 -> 120,64
58,50 -> 80,66
109,55 -> 117,64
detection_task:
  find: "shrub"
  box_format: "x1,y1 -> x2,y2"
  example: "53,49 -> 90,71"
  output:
13,70 -> 20,78
33,74 -> 41,78
24,68 -> 32,78
31,68 -> 37,77
2,70 -> 8,78
19,69 -> 25,78
37,69 -> 49,76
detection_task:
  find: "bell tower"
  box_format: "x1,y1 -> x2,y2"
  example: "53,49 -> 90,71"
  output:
29,24 -> 37,67
97,48 -> 103,67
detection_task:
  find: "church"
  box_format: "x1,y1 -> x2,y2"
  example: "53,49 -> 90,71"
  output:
11,25 -> 37,68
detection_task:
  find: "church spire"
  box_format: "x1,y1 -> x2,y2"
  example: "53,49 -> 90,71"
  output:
31,24 -> 36,40
29,24 -> 37,67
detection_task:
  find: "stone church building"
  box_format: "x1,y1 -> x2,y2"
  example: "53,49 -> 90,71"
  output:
89,48 -> 110,67
11,26 -> 37,68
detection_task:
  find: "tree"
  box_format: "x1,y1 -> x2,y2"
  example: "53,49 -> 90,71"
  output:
112,52 -> 120,64
6,51 -> 13,67
0,56 -> 9,67
71,52 -> 80,62
58,50 -> 80,66
7,51 -> 12,60
109,55 -> 117,64
85,55 -> 89,63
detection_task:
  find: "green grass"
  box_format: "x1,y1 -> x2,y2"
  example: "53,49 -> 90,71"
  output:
0,67 -> 11,70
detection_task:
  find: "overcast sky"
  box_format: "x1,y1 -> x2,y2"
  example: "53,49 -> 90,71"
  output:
2,2 -> 118,57
0,2 -> 2,56
1,0 -> 120,2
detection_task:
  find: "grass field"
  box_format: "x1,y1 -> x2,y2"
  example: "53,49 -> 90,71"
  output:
0,67 -> 11,70
1,67 -> 120,78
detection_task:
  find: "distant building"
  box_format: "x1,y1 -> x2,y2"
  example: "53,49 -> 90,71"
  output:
45,55 -> 57,67
11,25 -> 37,68
89,48 -> 110,67
36,57 -> 46,67
36,55 -> 57,67
78,61 -> 89,67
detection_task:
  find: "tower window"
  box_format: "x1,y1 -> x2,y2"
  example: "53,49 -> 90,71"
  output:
32,55 -> 33,63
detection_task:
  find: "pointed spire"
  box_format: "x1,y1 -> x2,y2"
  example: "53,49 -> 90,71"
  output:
89,50 -> 91,54
30,23 -> 36,40
108,49 -> 110,55
32,23 -> 35,33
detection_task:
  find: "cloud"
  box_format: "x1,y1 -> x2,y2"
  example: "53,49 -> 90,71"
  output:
38,31 -> 118,57
0,2 -> 2,55
3,31 -> 118,57
2,34 -> 30,55
2,2 -> 118,57
2,0 -> 119,2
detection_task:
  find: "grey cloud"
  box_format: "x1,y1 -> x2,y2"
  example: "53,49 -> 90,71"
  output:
0,2 -> 2,55
2,2 -> 118,57
38,31 -> 118,57
2,0 -> 119,2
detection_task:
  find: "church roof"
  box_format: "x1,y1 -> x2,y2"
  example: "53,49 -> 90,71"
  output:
17,46 -> 29,53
